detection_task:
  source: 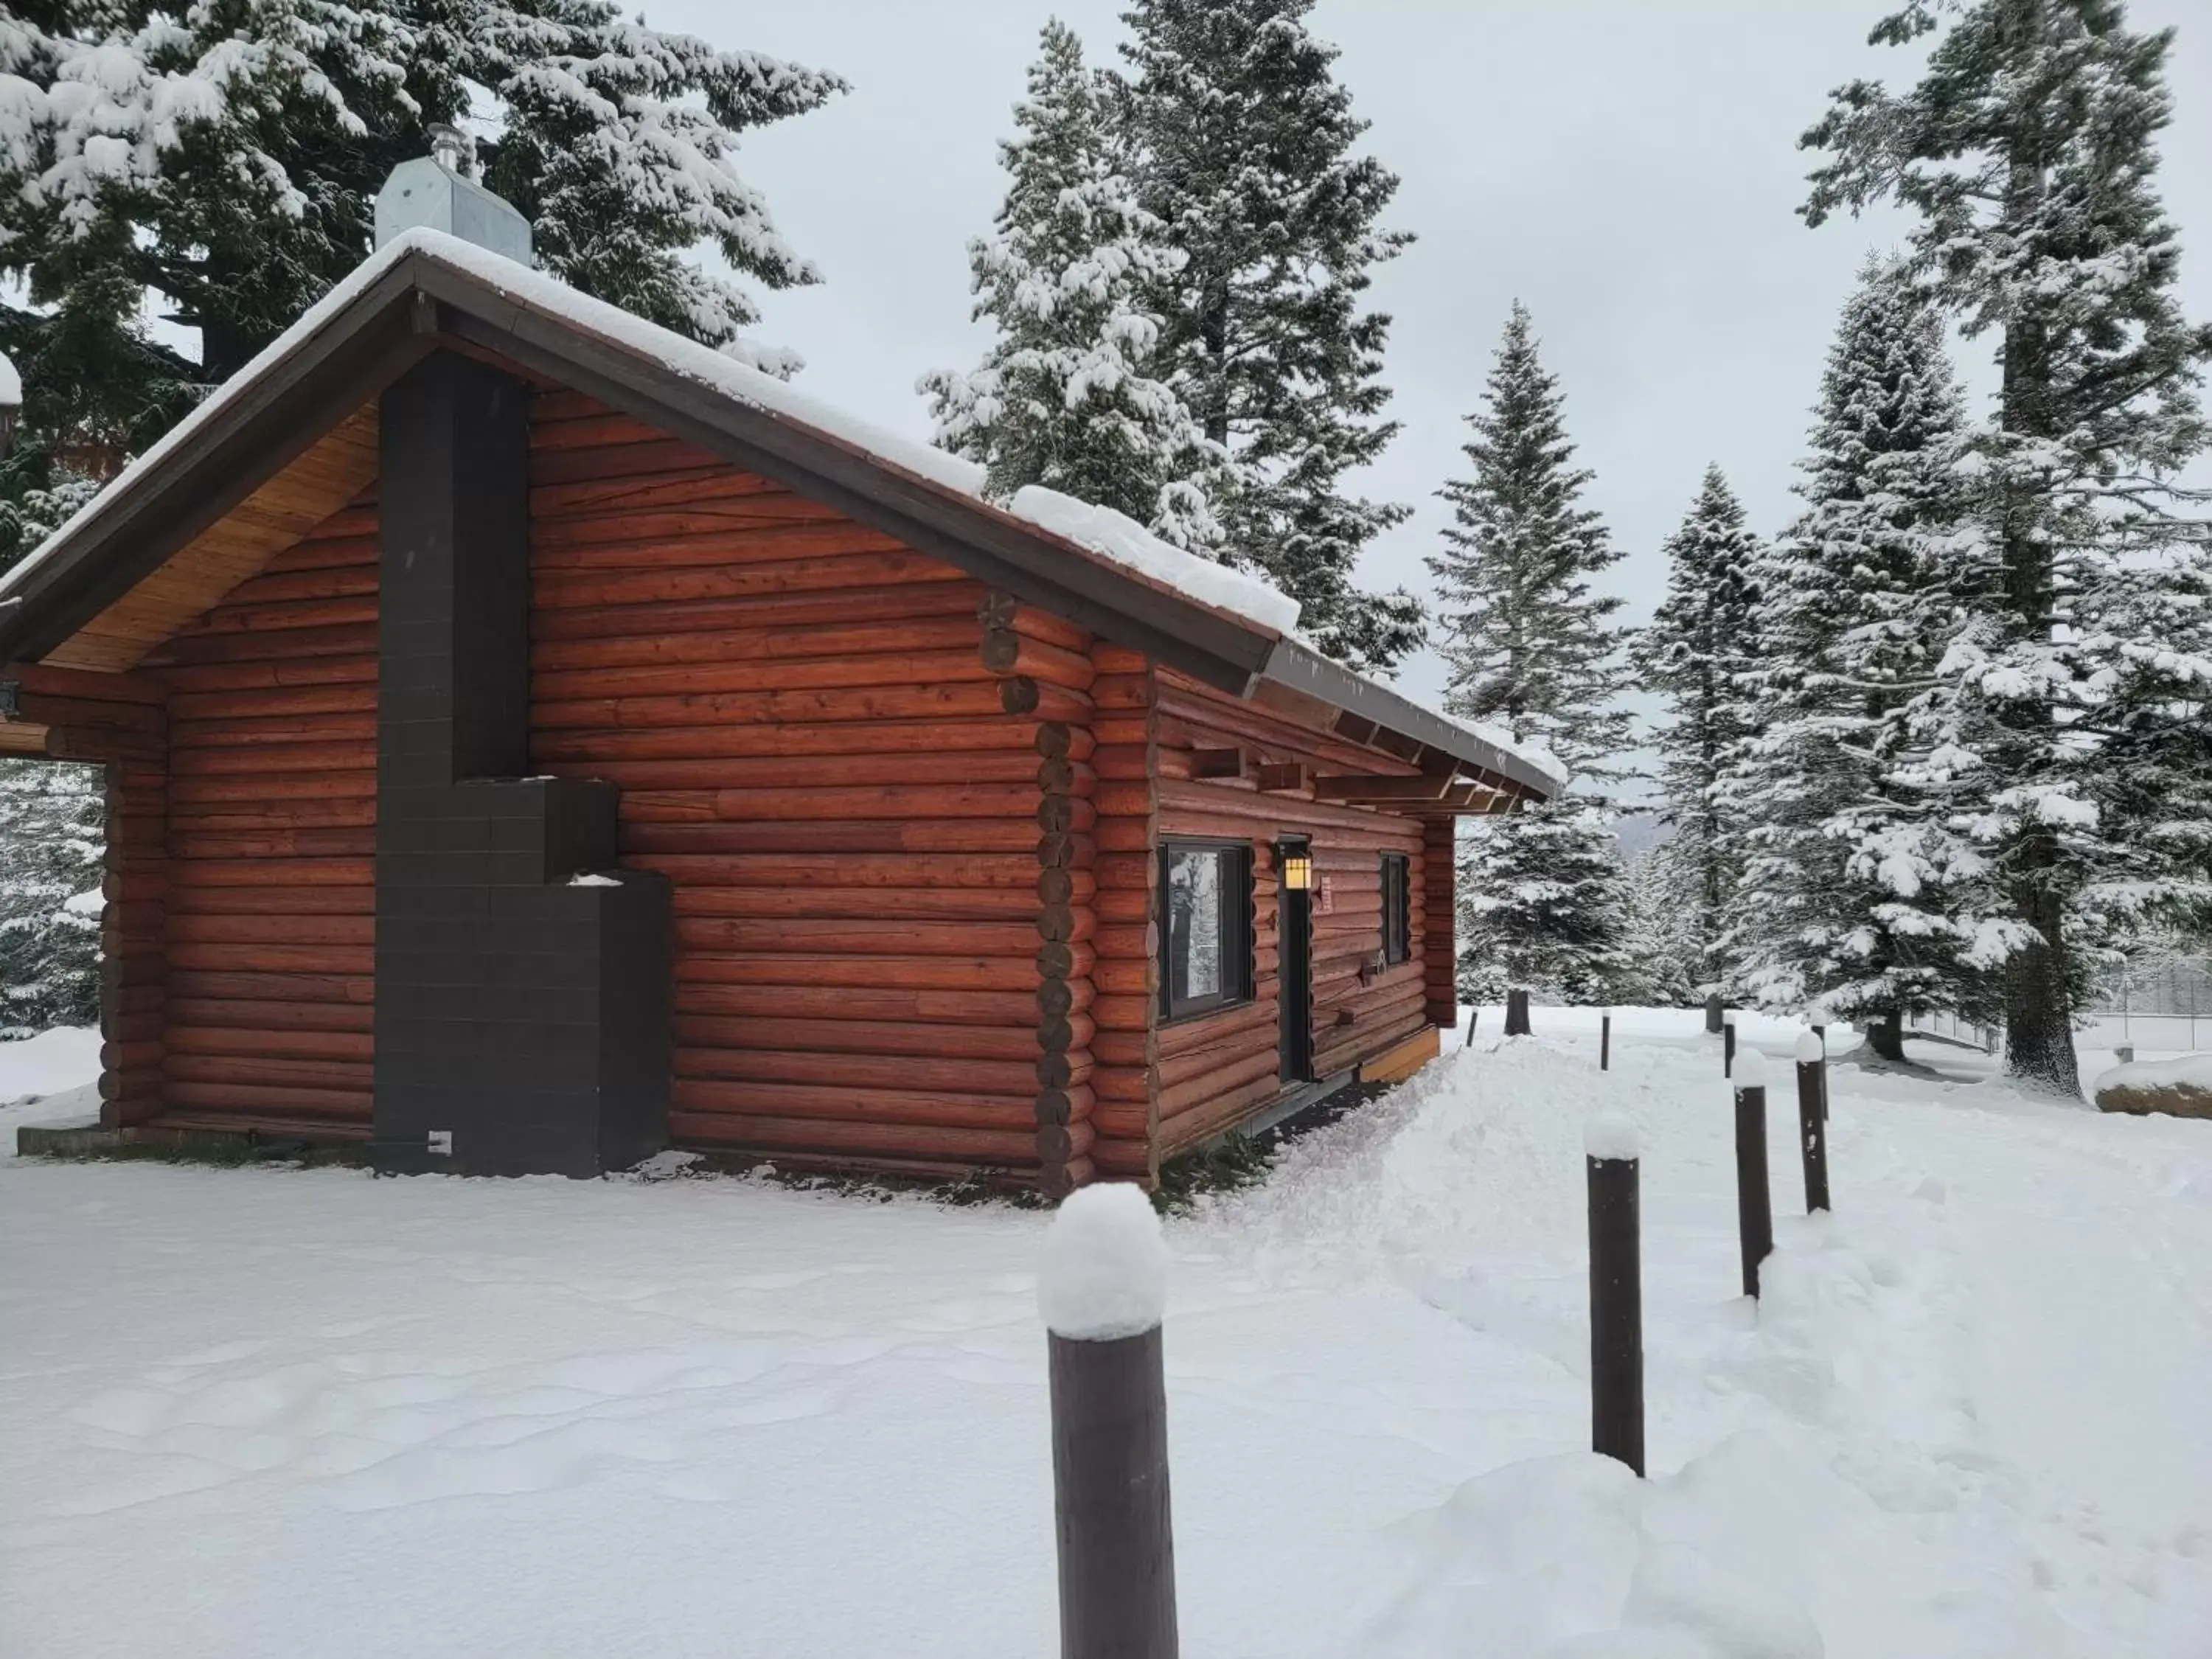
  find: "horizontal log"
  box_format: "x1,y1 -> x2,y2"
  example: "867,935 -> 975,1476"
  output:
1033,1084 -> 1096,1127
1035,1048 -> 1095,1091
677,982 -> 1037,1026
978,628 -> 1097,690
670,1112 -> 1040,1168
169,771 -> 377,805
169,739 -> 376,779
1038,1012 -> 1097,1055
678,953 -> 1039,992
532,717 -> 1042,765
677,917 -> 1039,956
169,683 -> 376,723
164,1052 -> 374,1090
168,857 -> 373,888
157,656 -> 378,697
1037,832 -> 1096,871
166,914 -> 373,947
996,676 -> 1093,723
631,852 -> 1034,890
532,519 -> 904,565
4,661 -> 167,705
167,1025 -> 375,1062
1157,1074 -> 1287,1155
672,1078 -> 1035,1131
1093,957 -> 1158,997
166,970 -> 373,1005
167,997 -> 375,1034
170,712 -> 376,749
1036,1119 -> 1096,1165
167,942 -> 373,975
533,550 -> 967,610
192,594 -> 378,636
976,592 -> 1093,653
1036,903 -> 1096,945
1158,998 -> 1276,1057
624,820 -> 1038,858
679,1046 -> 1038,1096
674,1015 -> 1041,1062
1040,1153 -> 1094,1197
676,885 -> 1040,922
151,619 -> 379,669
1092,992 -> 1155,1034
1036,977 -> 1096,1019
1089,1138 -> 1152,1180
1036,867 -> 1098,908
707,783 -> 1037,822
533,649 -> 991,703
1091,672 -> 1153,712
535,681 -> 1023,732
538,750 -> 1039,792
528,580 -> 985,643
162,1080 -> 371,1121
1036,796 -> 1096,835
166,884 -> 373,917
1093,922 -> 1159,961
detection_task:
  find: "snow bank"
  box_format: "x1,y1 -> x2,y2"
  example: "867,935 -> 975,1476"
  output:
0,1026 -> 100,1104
2091,1054 -> 2211,1095
1731,1048 -> 1768,1090
1039,1182 -> 1168,1340
1584,1113 -> 1641,1162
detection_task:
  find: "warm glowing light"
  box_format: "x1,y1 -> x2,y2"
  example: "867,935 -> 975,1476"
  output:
1280,851 -> 1312,891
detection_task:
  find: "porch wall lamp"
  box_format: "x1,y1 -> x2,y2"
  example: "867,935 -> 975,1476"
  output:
1280,849 -> 1312,891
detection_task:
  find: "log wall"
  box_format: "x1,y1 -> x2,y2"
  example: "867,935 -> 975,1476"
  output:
137,499 -> 381,1135
1150,669 -> 1436,1161
523,392 -> 1055,1181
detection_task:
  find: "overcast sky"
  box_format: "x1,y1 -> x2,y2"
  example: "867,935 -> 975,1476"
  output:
666,0 -> 2211,714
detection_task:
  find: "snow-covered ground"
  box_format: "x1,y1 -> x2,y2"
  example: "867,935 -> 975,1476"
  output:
3,1014 -> 2208,1657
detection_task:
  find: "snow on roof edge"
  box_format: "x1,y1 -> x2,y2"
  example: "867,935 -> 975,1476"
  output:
0,229 -> 1564,791
0,349 -> 21,408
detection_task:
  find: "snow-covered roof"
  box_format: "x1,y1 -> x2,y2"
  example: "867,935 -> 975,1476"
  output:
0,226 -> 1565,798
0,349 -> 20,408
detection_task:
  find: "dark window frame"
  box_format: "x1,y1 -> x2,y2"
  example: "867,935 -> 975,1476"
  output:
1381,852 -> 1411,966
1158,837 -> 1255,1023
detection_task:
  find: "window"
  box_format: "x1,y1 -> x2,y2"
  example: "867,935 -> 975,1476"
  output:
1381,852 -> 1410,965
1159,840 -> 1253,1020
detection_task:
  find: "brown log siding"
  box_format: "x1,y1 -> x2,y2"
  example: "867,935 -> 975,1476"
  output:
1151,670 -> 1436,1161
523,391 -> 1046,1178
139,499 -> 381,1135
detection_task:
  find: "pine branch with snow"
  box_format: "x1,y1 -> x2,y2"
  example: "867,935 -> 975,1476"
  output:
1634,467 -> 1768,998
1721,258 -> 2011,1053
1803,0 -> 2212,1092
0,759 -> 103,1035
919,21 -> 1233,553
1118,0 -> 1422,671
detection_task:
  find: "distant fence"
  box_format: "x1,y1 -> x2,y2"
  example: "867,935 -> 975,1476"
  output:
2082,956 -> 2210,1054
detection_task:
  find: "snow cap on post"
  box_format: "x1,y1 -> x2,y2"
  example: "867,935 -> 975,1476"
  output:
1040,1183 -> 1169,1340
1584,1113 -> 1641,1163
1733,1047 -> 1769,1089
1795,1031 -> 1826,1064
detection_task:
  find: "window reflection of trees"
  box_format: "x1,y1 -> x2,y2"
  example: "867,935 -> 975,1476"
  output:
1167,849 -> 1223,1002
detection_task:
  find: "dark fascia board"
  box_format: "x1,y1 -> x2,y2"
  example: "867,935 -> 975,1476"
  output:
1259,639 -> 1559,799
0,254 -> 436,664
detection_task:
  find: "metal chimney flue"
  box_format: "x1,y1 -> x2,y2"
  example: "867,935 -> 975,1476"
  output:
374,128 -> 533,264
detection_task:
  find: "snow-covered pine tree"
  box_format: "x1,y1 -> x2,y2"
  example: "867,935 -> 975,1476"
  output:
1429,302 -> 1635,1006
0,0 -> 844,574
1724,259 -> 2008,1058
919,20 -> 1229,550
0,759 -> 103,1035
1117,0 -> 1423,669
1634,467 -> 1767,999
1803,0 -> 2212,1092
1616,834 -> 1705,1009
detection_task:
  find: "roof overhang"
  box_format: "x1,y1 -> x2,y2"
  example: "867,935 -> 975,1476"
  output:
0,237 -> 1559,801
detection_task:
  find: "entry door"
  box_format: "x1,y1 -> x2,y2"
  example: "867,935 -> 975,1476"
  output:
1277,840 -> 1315,1082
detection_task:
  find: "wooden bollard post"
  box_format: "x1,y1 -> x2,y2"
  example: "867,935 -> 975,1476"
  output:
1041,1186 -> 1178,1659
1731,1049 -> 1774,1298
1505,988 -> 1531,1037
1600,1012 -> 1613,1072
1794,1032 -> 1830,1214
1585,1118 -> 1644,1475
1705,992 -> 1724,1034
1722,1011 -> 1737,1077
1465,1004 -> 1478,1048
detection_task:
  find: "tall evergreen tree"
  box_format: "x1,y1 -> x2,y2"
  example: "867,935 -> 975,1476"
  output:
1803,0 -> 2212,1092
1634,468 -> 1767,998
1118,0 -> 1423,669
1430,303 -> 1635,1005
920,20 -> 1230,551
1724,260 -> 2005,1057
0,0 -> 844,574
0,759 -> 102,1035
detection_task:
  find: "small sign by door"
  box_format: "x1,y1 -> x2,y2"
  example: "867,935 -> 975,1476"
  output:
1317,874 -> 1335,916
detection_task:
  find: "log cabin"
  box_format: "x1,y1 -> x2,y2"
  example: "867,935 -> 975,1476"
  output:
0,162 -> 1558,1194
